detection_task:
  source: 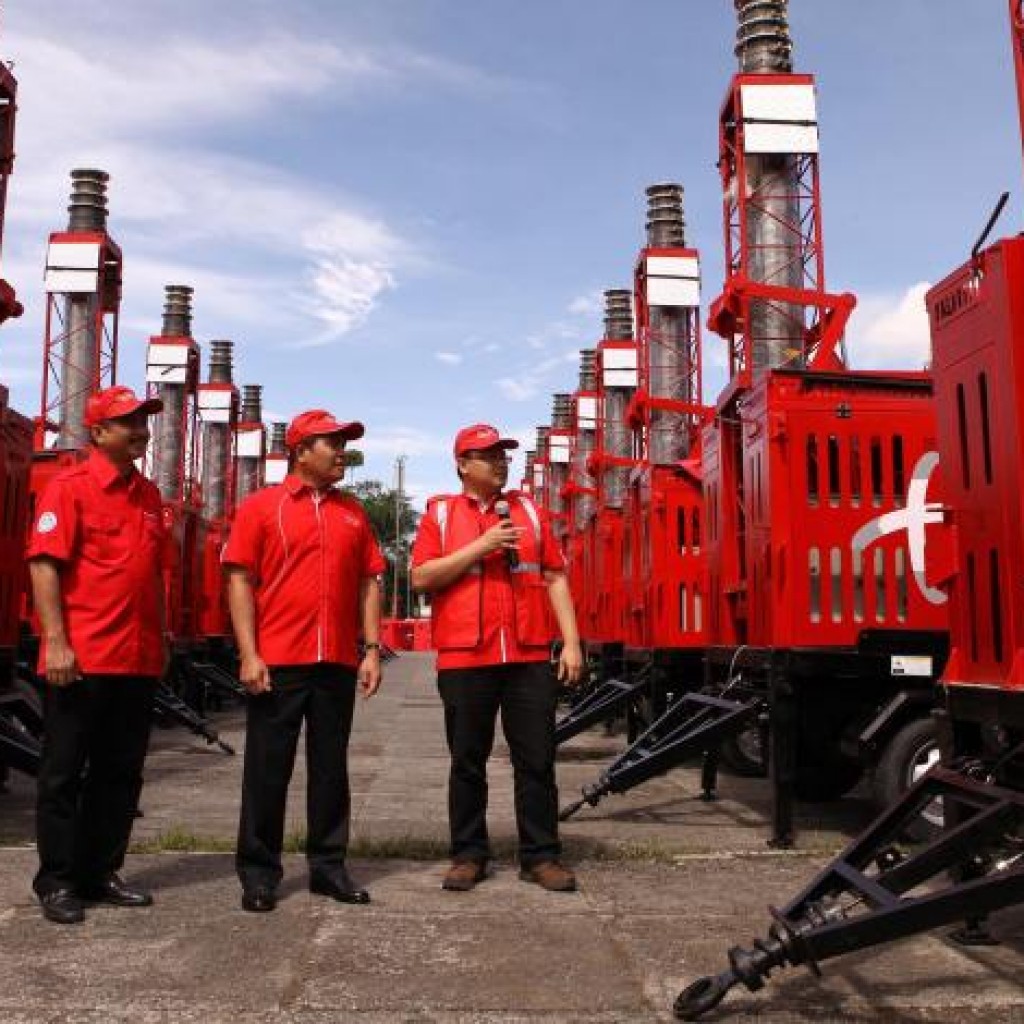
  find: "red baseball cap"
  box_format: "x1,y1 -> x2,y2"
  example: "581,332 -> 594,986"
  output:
285,409 -> 365,449
84,385 -> 163,427
453,423 -> 520,458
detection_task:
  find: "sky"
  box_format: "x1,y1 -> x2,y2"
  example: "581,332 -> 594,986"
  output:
0,0 -> 1019,509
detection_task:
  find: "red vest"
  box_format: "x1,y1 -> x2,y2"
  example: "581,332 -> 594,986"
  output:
427,493 -> 552,652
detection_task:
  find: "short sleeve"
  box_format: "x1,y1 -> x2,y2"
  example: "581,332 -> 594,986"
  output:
221,495 -> 263,575
410,510 -> 441,568
26,478 -> 79,563
538,509 -> 567,573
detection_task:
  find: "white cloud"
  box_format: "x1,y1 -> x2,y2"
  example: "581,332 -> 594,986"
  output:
0,24 -> 450,358
497,376 -> 540,402
434,351 -> 463,365
496,349 -> 579,403
9,33 -> 385,155
567,291 -> 602,317
524,321 -> 580,351
847,283 -> 932,371
358,426 -> 451,460
7,25 -> 514,155
298,258 -> 397,345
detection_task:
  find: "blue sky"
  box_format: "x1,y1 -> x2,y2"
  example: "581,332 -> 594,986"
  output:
0,0 -> 1019,508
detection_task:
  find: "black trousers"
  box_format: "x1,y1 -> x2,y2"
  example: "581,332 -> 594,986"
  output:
236,663 -> 357,889
34,675 -> 156,896
437,660 -> 561,868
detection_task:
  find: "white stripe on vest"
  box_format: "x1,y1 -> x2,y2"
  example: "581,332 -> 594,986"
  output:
433,494 -> 543,575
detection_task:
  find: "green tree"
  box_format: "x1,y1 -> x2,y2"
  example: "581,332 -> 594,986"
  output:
344,479 -> 420,618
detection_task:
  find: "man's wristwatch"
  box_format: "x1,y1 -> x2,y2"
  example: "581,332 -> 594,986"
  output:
364,642 -> 381,651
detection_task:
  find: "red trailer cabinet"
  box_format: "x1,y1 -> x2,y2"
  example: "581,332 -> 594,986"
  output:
702,369 -> 952,818
701,413 -> 745,648
587,333 -> 637,656
731,368 -> 949,650
591,507 -> 626,644
928,238 -> 1024,696
626,230 -> 708,659
626,463 -> 706,652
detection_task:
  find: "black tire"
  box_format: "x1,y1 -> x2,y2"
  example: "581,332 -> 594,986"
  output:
794,756 -> 864,802
719,725 -> 767,777
873,716 -> 943,843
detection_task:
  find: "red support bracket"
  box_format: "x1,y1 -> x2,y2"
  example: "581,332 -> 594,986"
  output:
585,451 -> 638,478
561,480 -> 597,499
708,276 -> 856,371
627,387 -> 711,429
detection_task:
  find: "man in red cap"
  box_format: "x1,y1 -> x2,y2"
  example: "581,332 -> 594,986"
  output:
223,408 -> 385,912
27,385 -> 167,924
411,423 -> 584,893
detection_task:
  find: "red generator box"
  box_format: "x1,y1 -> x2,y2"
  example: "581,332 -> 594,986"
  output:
704,368 -> 951,651
625,463 -> 707,651
928,237 -> 1024,692
196,520 -> 232,641
409,617 -> 433,652
591,508 -> 626,645
161,503 -> 203,643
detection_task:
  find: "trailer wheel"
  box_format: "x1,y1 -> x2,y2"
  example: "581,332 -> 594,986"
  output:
720,726 -> 767,777
873,716 -> 943,843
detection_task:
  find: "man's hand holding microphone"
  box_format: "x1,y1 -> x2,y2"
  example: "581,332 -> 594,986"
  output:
476,501 -> 523,565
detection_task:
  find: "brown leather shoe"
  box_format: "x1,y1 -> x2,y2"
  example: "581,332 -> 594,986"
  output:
519,860 -> 577,892
441,860 -> 487,891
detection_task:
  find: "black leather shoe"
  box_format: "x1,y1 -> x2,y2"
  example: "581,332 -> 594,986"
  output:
79,874 -> 153,907
241,886 -> 277,913
309,870 -> 370,904
39,888 -> 85,924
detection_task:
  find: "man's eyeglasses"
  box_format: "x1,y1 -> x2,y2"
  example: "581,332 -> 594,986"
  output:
463,449 -> 512,464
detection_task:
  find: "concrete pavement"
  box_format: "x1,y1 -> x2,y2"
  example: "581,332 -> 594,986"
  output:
0,651 -> 1021,1022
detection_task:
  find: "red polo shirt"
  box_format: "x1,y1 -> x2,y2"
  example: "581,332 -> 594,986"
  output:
222,474 -> 385,668
27,448 -> 166,677
411,493 -> 566,671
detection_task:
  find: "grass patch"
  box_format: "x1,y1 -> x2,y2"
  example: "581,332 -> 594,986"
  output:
130,826 -> 234,854
126,825 -> 843,862
283,827 -> 307,854
348,836 -> 449,860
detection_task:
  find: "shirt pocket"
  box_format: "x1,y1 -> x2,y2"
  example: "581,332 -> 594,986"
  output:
81,513 -> 127,561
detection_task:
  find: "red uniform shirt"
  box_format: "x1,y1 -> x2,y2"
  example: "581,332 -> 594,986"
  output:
222,474 -> 385,668
26,448 -> 166,677
411,493 -> 566,671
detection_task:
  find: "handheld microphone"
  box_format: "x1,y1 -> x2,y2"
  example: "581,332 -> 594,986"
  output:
494,498 -> 519,570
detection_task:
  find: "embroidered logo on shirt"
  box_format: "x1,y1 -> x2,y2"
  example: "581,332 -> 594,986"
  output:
36,512 -> 58,534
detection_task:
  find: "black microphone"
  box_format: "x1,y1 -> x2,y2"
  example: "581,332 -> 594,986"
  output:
494,498 -> 519,570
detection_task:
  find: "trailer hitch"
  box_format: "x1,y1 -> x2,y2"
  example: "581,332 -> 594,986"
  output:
675,904 -> 826,1019
672,766 -> 1024,1019
559,688 -> 762,820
